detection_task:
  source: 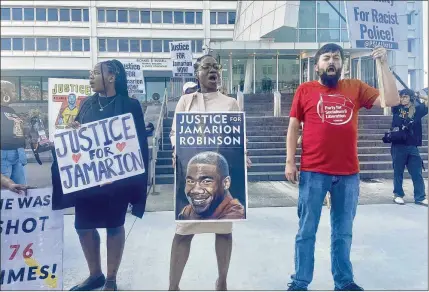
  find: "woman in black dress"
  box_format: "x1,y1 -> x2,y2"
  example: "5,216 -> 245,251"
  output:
51,60 -> 149,290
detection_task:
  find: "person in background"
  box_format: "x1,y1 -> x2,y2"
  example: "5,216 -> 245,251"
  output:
51,60 -> 149,291
391,89 -> 428,206
182,81 -> 198,95
1,80 -> 28,185
285,44 -> 400,291
169,55 -> 250,291
1,173 -> 32,194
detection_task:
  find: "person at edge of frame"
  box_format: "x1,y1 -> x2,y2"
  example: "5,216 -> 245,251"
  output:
50,60 -> 149,291
168,54 -> 251,291
285,44 -> 400,291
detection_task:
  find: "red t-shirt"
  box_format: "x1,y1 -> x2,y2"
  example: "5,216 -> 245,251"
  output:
289,79 -> 379,175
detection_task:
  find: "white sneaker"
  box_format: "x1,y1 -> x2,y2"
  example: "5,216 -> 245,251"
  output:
415,198 -> 428,206
393,197 -> 405,205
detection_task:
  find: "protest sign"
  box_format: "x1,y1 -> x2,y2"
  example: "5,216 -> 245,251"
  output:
1,188 -> 63,290
118,60 -> 146,95
48,78 -> 93,141
344,0 -> 407,50
175,112 -> 247,222
53,113 -> 145,194
169,41 -> 194,77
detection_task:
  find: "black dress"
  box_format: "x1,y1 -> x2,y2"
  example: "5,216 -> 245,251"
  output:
51,94 -> 149,229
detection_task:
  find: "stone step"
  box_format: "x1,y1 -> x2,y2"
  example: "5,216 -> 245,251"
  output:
156,146 -> 428,158
154,169 -> 429,184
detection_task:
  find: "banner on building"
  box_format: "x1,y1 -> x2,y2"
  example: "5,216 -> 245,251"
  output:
174,112 -> 247,222
48,78 -> 93,141
169,41 -> 194,77
344,0 -> 407,50
0,188 -> 63,291
53,113 -> 145,194
118,60 -> 146,95
137,58 -> 172,70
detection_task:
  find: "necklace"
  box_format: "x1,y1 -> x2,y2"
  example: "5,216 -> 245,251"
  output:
98,96 -> 116,111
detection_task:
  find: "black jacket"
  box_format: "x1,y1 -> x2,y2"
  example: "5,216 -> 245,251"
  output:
391,102 -> 428,147
51,94 -> 149,218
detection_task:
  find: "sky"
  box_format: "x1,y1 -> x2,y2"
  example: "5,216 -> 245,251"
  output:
424,0 -> 428,88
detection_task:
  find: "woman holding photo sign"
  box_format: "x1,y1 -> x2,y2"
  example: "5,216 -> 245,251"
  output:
168,55 -> 251,291
51,60 -> 149,291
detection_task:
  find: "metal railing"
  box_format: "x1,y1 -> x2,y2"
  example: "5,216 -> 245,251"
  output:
150,88 -> 168,194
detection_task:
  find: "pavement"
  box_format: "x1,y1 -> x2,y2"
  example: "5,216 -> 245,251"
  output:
63,204 -> 428,291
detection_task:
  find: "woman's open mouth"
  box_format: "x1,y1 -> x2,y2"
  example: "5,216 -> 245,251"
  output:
208,75 -> 218,82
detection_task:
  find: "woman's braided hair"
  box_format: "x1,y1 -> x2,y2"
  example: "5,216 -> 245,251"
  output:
100,59 -> 129,98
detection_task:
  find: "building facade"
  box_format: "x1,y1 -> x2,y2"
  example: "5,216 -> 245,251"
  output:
0,0 -> 425,105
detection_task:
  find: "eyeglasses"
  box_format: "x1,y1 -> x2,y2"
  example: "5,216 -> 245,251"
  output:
199,63 -> 222,71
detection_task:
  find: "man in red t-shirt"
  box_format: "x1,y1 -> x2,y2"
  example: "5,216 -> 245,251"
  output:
285,44 -> 400,291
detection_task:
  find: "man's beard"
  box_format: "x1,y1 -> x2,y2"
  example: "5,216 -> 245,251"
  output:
318,68 -> 342,88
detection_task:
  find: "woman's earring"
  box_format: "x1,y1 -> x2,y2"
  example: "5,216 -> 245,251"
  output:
3,94 -> 11,103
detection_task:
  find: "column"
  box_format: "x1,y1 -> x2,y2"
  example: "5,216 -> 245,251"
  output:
243,57 -> 253,94
90,1 -> 98,68
229,54 -> 233,93
253,54 -> 256,94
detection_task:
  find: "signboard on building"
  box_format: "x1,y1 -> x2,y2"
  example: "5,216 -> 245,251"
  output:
118,60 -> 146,95
169,41 -> 194,77
344,0 -> 406,50
137,58 -> 172,70
48,78 -> 93,141
1,188 -> 64,290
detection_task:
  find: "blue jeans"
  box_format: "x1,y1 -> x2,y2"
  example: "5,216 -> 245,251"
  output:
391,144 -> 426,202
1,148 -> 27,185
291,171 -> 360,290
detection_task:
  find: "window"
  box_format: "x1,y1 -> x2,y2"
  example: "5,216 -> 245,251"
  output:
196,39 -> 203,52
1,38 -> 11,50
98,9 -> 105,22
163,40 -> 171,52
84,39 -> 90,51
341,29 -> 349,42
119,39 -> 129,52
1,8 -> 11,20
37,38 -> 47,51
24,8 -> 34,21
196,11 -> 202,24
129,10 -> 139,23
118,10 -> 128,23
72,38 -> 82,51
185,11 -> 194,24
141,40 -> 151,52
72,9 -> 82,21
21,77 -> 42,101
83,9 -> 89,21
60,9 -> 70,21
317,0 -> 340,28
98,38 -> 106,52
210,12 -> 216,24
217,12 -> 227,24
141,11 -> 150,23
152,40 -> 162,52
106,10 -> 116,22
152,11 -> 162,23
42,77 -> 49,100
60,38 -> 71,51
48,38 -> 59,50
107,38 -> 117,52
48,8 -> 58,21
317,29 -> 340,42
408,39 -> 413,53
24,38 -> 35,51
174,11 -> 184,24
191,40 -> 195,52
228,12 -> 236,24
36,8 -> 46,21
130,40 -> 140,52
298,1 -> 316,28
12,8 -> 22,20
163,11 -> 173,23
13,38 -> 23,50
407,14 -> 412,25
299,29 -> 316,42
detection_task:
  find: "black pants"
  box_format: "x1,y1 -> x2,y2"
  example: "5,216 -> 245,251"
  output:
391,144 -> 426,202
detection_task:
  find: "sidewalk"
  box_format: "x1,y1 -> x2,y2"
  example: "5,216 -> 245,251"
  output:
63,204 -> 428,291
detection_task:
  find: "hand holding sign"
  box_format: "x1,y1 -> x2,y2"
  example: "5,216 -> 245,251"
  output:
371,46 -> 388,63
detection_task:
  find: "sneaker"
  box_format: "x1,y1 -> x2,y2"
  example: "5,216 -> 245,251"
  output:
393,196 -> 405,205
334,282 -> 364,291
415,198 -> 428,206
287,282 -> 308,291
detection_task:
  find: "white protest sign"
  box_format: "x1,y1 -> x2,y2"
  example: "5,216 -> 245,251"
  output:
48,78 -> 93,141
120,61 -> 146,95
1,188 -> 63,290
344,0 -> 407,50
169,41 -> 194,77
53,113 -> 145,194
